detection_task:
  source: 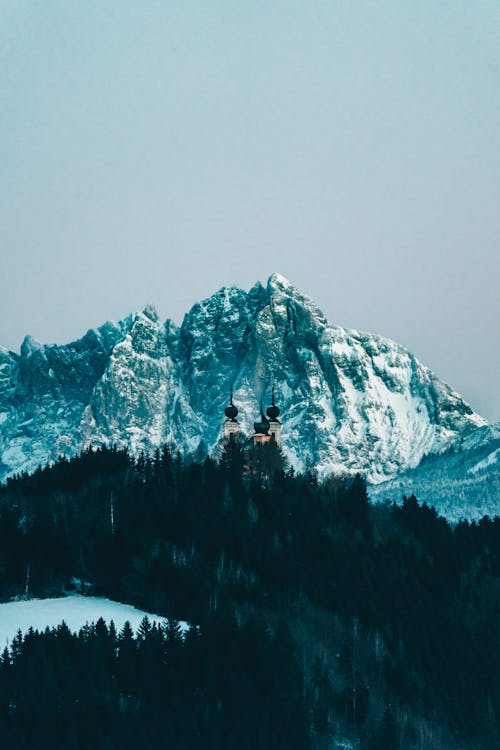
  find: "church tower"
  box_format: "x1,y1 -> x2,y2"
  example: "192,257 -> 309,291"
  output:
266,387 -> 282,445
252,401 -> 272,447
223,389 -> 240,441
221,386 -> 283,450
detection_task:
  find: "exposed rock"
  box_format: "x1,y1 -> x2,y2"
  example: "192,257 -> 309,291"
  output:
0,274 -> 485,483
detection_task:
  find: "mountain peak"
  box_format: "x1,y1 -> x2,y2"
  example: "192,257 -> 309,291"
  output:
267,272 -> 297,294
265,273 -> 328,329
141,304 -> 160,323
0,278 -> 487,494
20,334 -> 44,357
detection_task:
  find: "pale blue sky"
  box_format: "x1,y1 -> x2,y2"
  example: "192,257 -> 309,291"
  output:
1,1 -> 499,419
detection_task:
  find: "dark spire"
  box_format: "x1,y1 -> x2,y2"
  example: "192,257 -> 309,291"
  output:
266,385 -> 280,421
224,388 -> 238,421
254,399 -> 270,434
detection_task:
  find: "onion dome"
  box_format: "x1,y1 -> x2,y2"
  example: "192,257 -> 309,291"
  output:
254,401 -> 270,434
224,389 -> 238,421
266,386 -> 280,421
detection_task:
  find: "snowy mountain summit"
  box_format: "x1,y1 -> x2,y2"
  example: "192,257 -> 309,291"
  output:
0,274 -> 485,483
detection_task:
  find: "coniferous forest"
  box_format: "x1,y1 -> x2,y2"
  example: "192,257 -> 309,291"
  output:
0,442 -> 499,749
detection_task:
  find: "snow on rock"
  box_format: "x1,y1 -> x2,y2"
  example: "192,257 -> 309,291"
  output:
0,274 -> 486,484
0,595 -> 189,648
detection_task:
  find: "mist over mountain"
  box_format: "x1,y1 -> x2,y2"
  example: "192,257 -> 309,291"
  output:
0,274 -> 485,485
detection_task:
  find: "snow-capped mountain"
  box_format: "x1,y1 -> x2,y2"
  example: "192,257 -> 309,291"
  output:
0,274 -> 485,484
369,423 -> 500,522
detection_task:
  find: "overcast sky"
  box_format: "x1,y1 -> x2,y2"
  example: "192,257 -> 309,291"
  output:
1,1 -> 499,420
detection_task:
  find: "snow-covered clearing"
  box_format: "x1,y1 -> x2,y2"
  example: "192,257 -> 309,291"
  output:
0,595 -> 189,648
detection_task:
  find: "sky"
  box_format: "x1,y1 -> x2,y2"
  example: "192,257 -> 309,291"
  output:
1,1 -> 499,421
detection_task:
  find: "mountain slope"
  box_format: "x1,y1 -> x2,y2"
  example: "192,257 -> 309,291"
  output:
369,422 -> 500,521
0,274 -> 485,483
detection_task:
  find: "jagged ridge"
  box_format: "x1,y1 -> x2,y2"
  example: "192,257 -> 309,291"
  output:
0,274 -> 485,483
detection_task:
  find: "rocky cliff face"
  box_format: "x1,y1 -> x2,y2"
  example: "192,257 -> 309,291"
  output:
0,274 -> 485,483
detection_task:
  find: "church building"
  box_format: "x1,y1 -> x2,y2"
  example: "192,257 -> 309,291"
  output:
222,387 -> 282,447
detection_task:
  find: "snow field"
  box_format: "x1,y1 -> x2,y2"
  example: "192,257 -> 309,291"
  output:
0,595 -> 189,648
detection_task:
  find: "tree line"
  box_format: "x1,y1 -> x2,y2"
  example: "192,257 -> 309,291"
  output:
0,612 -> 308,749
0,442 -> 498,749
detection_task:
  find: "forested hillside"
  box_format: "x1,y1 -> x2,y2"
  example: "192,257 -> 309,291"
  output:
0,444 -> 498,749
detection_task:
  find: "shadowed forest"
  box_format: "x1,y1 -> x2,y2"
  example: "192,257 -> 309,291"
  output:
0,443 -> 498,749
